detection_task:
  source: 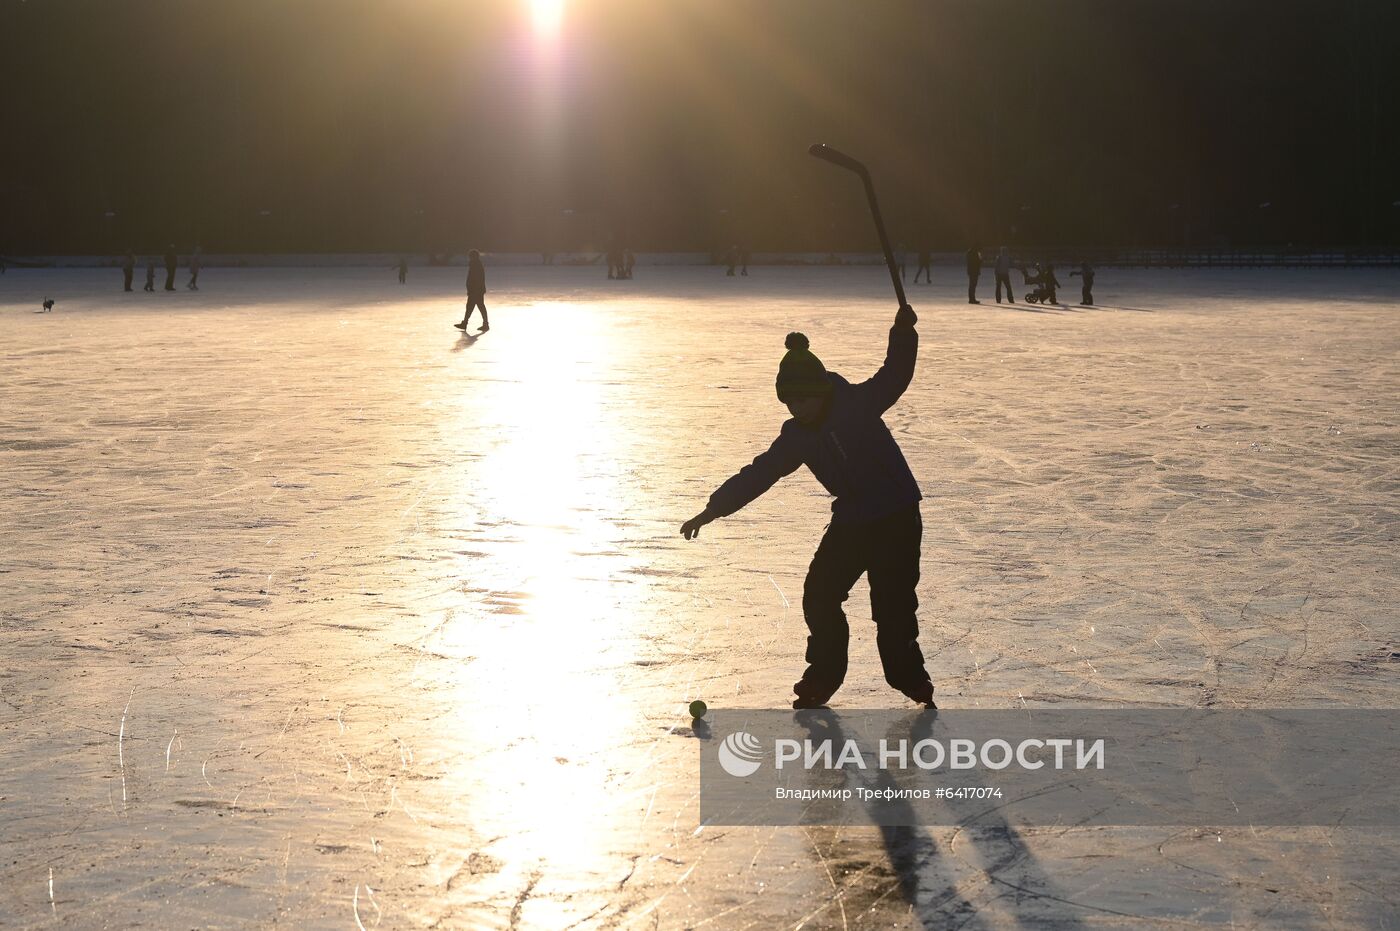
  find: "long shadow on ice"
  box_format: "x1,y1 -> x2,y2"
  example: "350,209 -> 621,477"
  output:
1007,304 -> 1074,315
794,710 -> 1089,929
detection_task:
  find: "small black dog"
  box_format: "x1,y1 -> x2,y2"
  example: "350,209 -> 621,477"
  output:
41,297 -> 55,312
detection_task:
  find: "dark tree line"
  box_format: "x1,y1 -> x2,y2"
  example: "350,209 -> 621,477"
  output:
2,0 -> 1397,254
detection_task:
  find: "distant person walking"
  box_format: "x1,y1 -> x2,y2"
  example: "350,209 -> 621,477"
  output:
397,256 -> 408,284
740,246 -> 750,276
913,246 -> 932,284
965,245 -> 982,304
455,249 -> 489,332
121,250 -> 135,291
163,246 -> 177,291
186,247 -> 202,291
1070,261 -> 1095,305
725,245 -> 739,276
896,242 -> 908,282
624,250 -> 636,279
144,257 -> 156,291
994,246 -> 1015,303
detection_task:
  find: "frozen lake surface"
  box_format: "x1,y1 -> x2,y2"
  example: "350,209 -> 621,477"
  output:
2,265 -> 1398,927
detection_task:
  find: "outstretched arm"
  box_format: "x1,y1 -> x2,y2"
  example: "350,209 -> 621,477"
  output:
852,304 -> 919,416
680,431 -> 803,539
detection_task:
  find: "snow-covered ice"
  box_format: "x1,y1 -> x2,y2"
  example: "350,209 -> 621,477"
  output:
2,265 -> 1397,927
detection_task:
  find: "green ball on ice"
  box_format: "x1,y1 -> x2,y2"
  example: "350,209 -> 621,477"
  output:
689,700 -> 708,720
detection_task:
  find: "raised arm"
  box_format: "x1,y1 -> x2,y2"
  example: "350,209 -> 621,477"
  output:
681,430 -> 803,539
853,305 -> 919,416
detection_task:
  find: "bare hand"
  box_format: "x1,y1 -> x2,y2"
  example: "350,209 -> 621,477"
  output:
680,510 -> 714,540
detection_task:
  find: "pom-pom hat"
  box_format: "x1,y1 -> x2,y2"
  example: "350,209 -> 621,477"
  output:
775,332 -> 833,402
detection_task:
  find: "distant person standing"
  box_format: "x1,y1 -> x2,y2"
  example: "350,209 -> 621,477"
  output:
186,247 -> 202,291
994,246 -> 1015,303
455,249 -> 489,332
965,245 -> 982,304
397,256 -> 408,284
740,246 -> 750,276
725,245 -> 739,276
913,246 -> 932,284
896,242 -> 908,282
1042,263 -> 1060,304
624,250 -> 636,279
1070,261 -> 1095,305
163,245 -> 177,291
144,256 -> 156,291
121,250 -> 135,291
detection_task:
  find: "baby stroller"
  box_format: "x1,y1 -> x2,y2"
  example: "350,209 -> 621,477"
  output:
1020,265 -> 1060,304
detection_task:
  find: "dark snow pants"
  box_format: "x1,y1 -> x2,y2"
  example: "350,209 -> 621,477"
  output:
795,504 -> 931,703
462,296 -> 488,327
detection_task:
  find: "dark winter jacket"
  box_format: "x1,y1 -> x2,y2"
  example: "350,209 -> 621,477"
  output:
707,323 -> 922,525
965,248 -> 982,276
466,259 -> 486,297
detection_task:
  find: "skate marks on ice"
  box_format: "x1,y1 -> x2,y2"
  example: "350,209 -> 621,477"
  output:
1,268 -> 1398,926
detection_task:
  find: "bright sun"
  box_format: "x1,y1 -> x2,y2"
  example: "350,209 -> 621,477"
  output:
530,0 -> 564,33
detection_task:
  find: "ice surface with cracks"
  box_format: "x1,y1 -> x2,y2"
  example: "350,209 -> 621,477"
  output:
0,265 -> 1397,927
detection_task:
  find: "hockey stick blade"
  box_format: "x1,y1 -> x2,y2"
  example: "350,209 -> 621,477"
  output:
808,143 -> 907,308
808,143 -> 868,178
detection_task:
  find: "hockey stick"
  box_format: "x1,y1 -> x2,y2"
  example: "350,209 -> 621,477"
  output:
808,143 -> 906,308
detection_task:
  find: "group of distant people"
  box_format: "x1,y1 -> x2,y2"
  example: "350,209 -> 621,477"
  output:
606,245 -> 636,279
102,245 -> 1094,336
956,246 -> 1096,306
120,246 -> 201,292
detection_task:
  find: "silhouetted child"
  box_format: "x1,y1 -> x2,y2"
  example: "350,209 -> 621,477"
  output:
680,304 -> 935,709
913,246 -> 932,284
1070,261 -> 1095,305
455,249 -> 489,331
